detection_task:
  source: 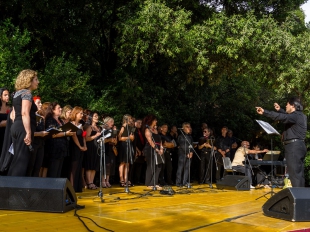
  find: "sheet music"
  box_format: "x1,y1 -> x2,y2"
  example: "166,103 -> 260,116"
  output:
256,120 -> 280,135
8,143 -> 14,155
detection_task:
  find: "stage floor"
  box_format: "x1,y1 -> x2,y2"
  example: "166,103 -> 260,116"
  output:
0,183 -> 310,232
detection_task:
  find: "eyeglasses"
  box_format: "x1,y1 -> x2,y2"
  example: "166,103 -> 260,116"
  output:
203,131 -> 208,133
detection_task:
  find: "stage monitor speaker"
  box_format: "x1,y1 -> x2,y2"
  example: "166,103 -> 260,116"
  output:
262,187 -> 310,221
0,176 -> 77,213
216,175 -> 250,191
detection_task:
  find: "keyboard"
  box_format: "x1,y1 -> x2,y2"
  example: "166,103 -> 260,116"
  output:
248,160 -> 286,166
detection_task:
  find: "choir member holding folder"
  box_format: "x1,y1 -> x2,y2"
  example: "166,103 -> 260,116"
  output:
45,102 -> 74,178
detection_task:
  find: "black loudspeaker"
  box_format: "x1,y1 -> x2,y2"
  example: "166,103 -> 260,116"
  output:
216,175 -> 250,191
0,176 -> 77,213
262,188 -> 310,221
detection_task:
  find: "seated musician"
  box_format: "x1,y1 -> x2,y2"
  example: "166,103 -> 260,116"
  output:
250,143 -> 270,188
231,141 -> 268,189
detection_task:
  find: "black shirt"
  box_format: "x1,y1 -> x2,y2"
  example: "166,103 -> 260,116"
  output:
177,133 -> 194,155
263,109 -> 307,140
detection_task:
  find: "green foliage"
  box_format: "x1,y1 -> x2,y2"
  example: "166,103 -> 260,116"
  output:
0,19 -> 33,90
38,54 -> 94,108
116,1 -> 193,66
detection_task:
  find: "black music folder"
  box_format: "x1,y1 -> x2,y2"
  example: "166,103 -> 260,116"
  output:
46,127 -> 61,136
59,122 -> 79,132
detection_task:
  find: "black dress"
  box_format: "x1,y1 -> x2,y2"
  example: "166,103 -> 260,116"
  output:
0,111 -> 13,174
0,112 -> 8,157
27,115 -> 45,177
8,89 -> 37,176
103,133 -> 115,176
144,132 -> 163,186
84,129 -> 99,171
119,126 -> 134,164
45,117 -> 69,177
69,124 -> 84,193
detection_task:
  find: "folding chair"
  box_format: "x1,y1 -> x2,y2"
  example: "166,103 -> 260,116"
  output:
222,157 -> 237,176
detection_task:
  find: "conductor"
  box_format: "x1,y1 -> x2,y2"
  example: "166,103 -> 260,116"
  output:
256,97 -> 307,187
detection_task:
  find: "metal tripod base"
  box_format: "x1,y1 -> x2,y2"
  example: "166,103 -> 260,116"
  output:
255,188 -> 276,200
186,183 -> 192,189
124,186 -> 131,193
97,191 -> 105,202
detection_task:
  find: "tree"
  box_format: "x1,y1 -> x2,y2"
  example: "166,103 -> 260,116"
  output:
0,19 -> 33,90
38,54 -> 94,107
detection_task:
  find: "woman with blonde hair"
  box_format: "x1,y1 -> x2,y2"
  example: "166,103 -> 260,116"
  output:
8,69 -> 39,176
118,114 -> 134,187
101,116 -> 117,187
60,105 -> 72,124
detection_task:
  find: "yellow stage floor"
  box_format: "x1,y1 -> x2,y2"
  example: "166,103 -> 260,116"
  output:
0,183 -> 310,232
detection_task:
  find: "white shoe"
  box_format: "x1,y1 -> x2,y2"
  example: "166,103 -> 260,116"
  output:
250,185 -> 255,189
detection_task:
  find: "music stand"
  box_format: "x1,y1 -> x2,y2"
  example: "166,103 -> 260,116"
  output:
255,120 -> 280,200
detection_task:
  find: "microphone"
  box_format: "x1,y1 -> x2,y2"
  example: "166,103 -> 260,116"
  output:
177,128 -> 183,130
28,144 -> 34,152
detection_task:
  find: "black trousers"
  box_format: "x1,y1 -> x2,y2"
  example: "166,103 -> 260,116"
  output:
132,157 -> 146,184
200,151 -> 213,183
158,150 -> 173,185
176,153 -> 191,186
8,121 -> 33,176
27,138 -> 44,177
144,146 -> 162,186
232,165 -> 253,185
285,140 -> 306,187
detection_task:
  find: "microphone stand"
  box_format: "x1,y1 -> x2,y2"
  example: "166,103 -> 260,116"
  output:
78,128 -> 110,202
109,120 -> 141,198
149,126 -> 164,191
97,134 -> 106,202
124,118 -> 133,193
255,119 -> 280,200
243,145 -> 254,188
202,137 -> 216,189
178,128 -> 200,189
